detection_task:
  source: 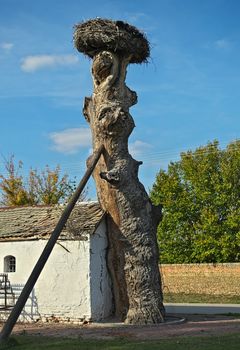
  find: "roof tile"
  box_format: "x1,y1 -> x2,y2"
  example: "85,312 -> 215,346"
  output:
0,202 -> 104,241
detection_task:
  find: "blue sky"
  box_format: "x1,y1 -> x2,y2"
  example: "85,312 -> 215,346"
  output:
1,0 -> 240,198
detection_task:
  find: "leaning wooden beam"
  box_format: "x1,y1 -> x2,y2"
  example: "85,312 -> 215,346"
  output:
0,145 -> 104,342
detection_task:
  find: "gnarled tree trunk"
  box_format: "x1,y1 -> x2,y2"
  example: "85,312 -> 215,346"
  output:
75,19 -> 165,324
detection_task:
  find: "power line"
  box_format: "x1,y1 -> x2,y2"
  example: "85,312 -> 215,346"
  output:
0,139 -> 239,176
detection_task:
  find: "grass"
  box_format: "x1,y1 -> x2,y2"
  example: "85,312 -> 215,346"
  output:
0,334 -> 240,350
163,293 -> 240,304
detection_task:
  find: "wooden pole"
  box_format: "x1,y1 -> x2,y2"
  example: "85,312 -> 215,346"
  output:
0,145 -> 104,342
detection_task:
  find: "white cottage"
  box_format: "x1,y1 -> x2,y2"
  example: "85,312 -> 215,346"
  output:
0,202 -> 113,323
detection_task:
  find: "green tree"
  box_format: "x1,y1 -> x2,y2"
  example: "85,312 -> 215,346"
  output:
0,155 -> 83,206
150,140 -> 240,263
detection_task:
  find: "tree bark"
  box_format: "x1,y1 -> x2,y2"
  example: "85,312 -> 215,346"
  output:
83,50 -> 165,324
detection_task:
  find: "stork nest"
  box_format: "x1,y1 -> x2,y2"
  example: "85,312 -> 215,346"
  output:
73,18 -> 150,64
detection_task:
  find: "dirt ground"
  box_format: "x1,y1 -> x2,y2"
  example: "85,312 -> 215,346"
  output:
2,314 -> 240,340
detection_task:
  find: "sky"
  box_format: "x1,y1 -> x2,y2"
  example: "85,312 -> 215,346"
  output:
0,0 -> 240,199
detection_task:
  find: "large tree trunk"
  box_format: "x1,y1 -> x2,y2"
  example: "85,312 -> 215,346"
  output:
83,50 -> 165,324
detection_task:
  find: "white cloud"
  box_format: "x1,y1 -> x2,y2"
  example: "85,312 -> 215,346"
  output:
21,54 -> 79,72
214,39 -> 230,49
49,128 -> 92,154
123,12 -> 156,31
1,42 -> 14,52
129,140 -> 153,157
125,12 -> 148,24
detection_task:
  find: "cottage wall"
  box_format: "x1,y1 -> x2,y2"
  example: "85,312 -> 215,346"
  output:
90,221 -> 113,319
0,220 -> 112,323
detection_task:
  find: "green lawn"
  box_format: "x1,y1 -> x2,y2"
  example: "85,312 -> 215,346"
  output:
164,293 -> 240,304
0,334 -> 240,350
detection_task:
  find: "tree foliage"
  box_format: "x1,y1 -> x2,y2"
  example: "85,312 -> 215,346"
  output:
0,155 -> 82,206
150,140 -> 240,263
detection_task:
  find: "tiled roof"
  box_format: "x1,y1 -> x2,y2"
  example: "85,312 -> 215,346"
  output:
0,202 -> 105,241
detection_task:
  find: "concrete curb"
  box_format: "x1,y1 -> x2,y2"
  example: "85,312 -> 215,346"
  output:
165,303 -> 240,314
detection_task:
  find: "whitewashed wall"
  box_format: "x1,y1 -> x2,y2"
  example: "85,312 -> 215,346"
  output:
90,223 -> 113,320
0,220 -> 113,323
